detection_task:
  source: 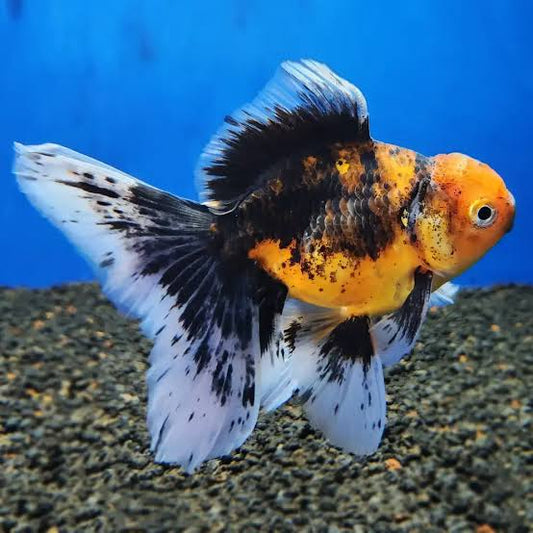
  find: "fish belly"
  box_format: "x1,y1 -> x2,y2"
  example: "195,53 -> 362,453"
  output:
249,237 -> 420,316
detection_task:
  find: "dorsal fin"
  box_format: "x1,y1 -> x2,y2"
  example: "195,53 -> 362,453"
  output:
196,60 -> 370,209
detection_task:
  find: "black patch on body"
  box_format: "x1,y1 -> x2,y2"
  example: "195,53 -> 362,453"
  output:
225,141 -> 397,271
303,144 -> 395,262
318,316 -> 374,383
356,148 -> 388,260
203,101 -> 370,205
226,156 -> 337,251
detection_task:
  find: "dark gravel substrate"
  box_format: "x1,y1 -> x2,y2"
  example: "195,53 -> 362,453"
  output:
1,283 -> 532,532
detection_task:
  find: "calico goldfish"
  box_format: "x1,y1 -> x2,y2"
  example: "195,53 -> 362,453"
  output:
12,60 -> 515,472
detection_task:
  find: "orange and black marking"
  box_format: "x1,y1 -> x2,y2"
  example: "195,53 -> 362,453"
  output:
214,139 -> 431,315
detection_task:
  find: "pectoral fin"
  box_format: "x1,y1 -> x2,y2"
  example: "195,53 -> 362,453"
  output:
370,268 -> 433,367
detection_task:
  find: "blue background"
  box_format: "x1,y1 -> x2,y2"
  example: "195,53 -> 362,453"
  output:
1,0 -> 531,287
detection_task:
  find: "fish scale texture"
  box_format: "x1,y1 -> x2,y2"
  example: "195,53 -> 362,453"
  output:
0,283 -> 531,532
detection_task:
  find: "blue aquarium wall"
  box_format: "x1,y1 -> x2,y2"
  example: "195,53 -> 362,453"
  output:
0,0 -> 531,287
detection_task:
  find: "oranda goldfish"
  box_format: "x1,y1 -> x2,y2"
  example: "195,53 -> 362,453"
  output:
13,60 -> 515,472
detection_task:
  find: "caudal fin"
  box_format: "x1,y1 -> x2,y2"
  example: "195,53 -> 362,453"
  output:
13,143 -> 292,471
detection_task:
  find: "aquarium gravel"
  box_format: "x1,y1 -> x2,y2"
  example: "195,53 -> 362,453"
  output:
1,283 -> 531,532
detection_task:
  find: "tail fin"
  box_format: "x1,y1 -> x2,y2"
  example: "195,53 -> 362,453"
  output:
13,143 -> 292,471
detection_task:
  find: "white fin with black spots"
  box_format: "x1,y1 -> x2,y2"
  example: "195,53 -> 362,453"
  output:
303,353 -> 385,456
196,59 -> 370,210
13,142 -> 266,472
285,309 -> 386,456
370,268 -> 434,367
148,316 -> 260,470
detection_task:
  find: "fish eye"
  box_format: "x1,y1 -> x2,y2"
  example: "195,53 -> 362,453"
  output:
470,202 -> 497,228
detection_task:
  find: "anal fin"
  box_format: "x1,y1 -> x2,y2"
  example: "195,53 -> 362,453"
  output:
284,303 -> 386,456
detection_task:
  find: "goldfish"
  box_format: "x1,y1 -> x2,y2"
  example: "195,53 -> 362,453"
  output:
12,60 -> 515,472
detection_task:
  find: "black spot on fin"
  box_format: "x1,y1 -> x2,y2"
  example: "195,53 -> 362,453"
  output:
254,270 -> 288,354
281,299 -> 345,356
318,316 -> 374,383
196,60 -> 370,208
284,319 -> 303,353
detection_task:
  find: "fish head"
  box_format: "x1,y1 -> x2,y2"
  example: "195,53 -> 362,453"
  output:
414,152 -> 515,277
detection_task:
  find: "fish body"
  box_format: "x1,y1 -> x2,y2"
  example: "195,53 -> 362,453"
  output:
243,141 -> 424,315
12,60 -> 515,471
216,139 -> 513,316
